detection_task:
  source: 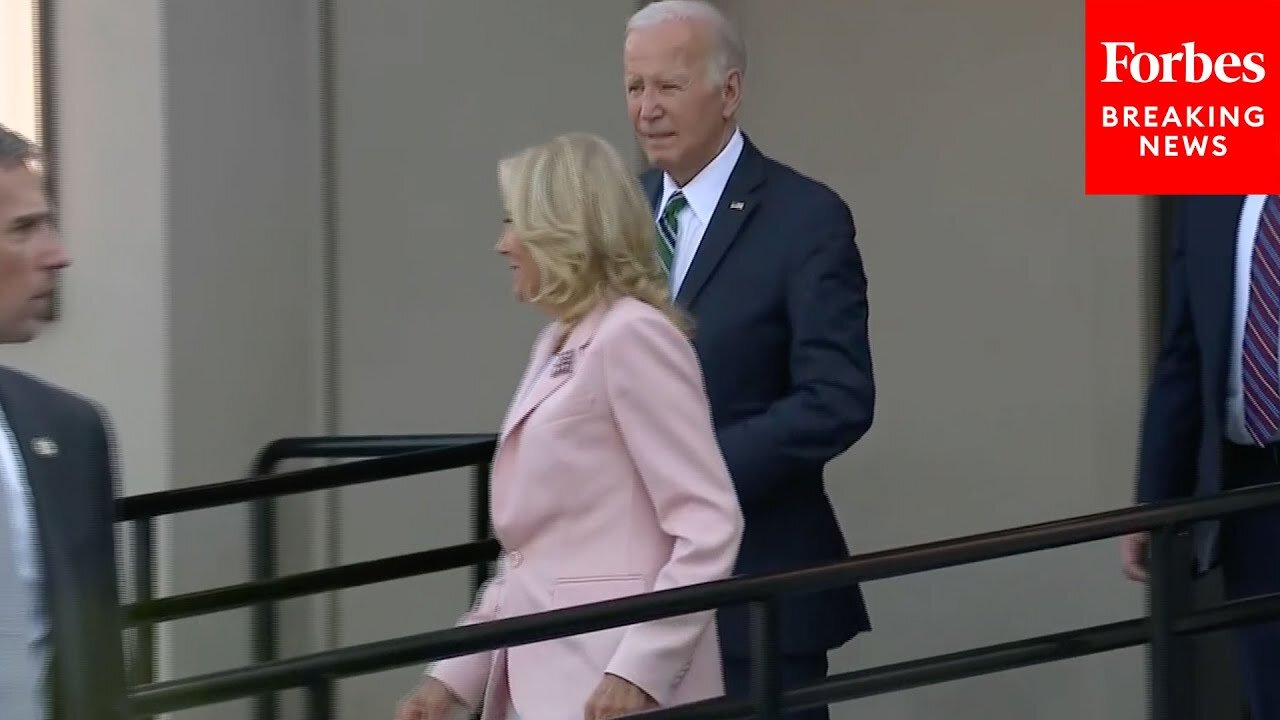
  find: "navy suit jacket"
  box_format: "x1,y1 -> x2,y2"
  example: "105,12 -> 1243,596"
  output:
1136,195 -> 1247,569
0,367 -> 129,720
643,136 -> 875,657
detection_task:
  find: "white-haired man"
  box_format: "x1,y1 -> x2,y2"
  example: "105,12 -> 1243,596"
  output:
624,3 -> 876,718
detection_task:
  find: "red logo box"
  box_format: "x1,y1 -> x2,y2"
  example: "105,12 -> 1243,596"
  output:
1085,0 -> 1280,194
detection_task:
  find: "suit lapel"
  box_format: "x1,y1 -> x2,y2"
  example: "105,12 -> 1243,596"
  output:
500,328 -> 557,439
0,373 -> 69,570
499,304 -> 606,441
645,171 -> 663,218
1189,195 -> 1247,414
501,348 -> 573,440
0,374 -> 72,708
500,326 -> 555,428
675,138 -> 766,308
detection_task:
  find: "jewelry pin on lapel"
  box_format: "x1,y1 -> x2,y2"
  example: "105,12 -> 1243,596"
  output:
729,201 -> 744,210
549,349 -> 575,378
32,437 -> 58,458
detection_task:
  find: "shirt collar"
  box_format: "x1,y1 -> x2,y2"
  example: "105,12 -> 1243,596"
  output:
660,127 -> 744,226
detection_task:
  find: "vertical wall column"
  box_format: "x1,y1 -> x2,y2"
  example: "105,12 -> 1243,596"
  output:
9,2 -> 329,719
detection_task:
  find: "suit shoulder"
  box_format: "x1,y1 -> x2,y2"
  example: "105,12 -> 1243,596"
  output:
759,153 -> 851,216
0,366 -> 105,423
592,299 -> 699,385
600,296 -> 669,328
1186,194 -> 1244,216
596,298 -> 683,345
640,166 -> 663,187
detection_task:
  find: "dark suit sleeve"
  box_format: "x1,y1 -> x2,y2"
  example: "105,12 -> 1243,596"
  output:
1136,205 -> 1202,503
81,402 -> 132,720
716,193 -> 875,504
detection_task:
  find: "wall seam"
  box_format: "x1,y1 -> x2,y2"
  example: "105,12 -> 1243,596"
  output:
317,0 -> 342,657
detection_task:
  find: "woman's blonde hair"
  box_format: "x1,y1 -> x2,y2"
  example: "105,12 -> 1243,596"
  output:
498,132 -> 691,335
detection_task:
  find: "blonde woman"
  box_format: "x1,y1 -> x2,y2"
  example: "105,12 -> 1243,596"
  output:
395,133 -> 743,720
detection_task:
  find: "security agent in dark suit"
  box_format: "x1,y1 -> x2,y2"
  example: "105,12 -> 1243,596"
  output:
0,124 -> 129,720
624,4 -> 874,717
1128,195 -> 1280,720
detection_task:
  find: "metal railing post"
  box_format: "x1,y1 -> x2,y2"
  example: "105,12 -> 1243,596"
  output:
304,675 -> 335,720
749,599 -> 783,720
1148,525 -> 1192,720
471,461 -> 493,600
131,517 -> 156,720
251,450 -> 281,720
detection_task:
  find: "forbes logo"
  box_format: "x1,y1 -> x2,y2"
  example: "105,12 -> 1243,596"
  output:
1100,41 -> 1265,83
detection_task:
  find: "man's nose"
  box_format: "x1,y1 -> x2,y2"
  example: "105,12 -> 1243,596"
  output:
40,233 -> 71,270
638,91 -> 663,120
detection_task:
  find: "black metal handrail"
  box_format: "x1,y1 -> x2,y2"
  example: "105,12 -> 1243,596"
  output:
124,539 -> 500,625
117,437 -> 496,520
127,480 -> 1280,720
116,434 -> 498,720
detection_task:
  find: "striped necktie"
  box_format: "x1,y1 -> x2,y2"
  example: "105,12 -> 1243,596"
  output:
1242,194 -> 1280,445
656,191 -> 688,274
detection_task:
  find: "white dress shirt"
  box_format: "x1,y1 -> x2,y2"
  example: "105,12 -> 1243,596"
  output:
0,401 -> 50,720
1225,194 -> 1280,445
657,128 -> 745,296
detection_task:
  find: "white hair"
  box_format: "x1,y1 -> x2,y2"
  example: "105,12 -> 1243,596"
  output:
626,0 -> 747,88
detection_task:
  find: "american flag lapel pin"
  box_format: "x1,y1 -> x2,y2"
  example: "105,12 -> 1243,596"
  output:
32,437 -> 58,458
729,201 -> 745,210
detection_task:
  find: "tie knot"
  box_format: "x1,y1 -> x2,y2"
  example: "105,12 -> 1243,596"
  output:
663,192 -> 688,222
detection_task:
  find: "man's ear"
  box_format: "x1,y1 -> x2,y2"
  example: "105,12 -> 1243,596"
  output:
721,68 -> 743,119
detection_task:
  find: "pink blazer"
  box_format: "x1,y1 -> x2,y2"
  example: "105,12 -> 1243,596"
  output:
429,296 -> 744,720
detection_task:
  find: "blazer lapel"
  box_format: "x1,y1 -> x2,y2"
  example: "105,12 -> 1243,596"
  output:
501,352 -> 573,441
675,137 -> 766,308
499,304 -> 607,441
500,328 -> 558,439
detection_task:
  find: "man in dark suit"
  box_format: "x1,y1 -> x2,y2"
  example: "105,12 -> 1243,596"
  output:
0,124 -> 130,720
1128,195 -> 1280,719
623,3 -> 875,717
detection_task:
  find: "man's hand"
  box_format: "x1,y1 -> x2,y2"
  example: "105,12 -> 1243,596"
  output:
584,673 -> 657,720
1122,531 -> 1150,583
395,676 -> 463,720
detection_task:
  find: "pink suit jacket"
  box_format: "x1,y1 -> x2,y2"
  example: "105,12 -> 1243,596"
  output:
430,296 -> 744,720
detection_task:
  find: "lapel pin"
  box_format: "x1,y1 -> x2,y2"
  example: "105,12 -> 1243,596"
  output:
549,349 -> 575,378
729,201 -> 745,211
32,437 -> 58,458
